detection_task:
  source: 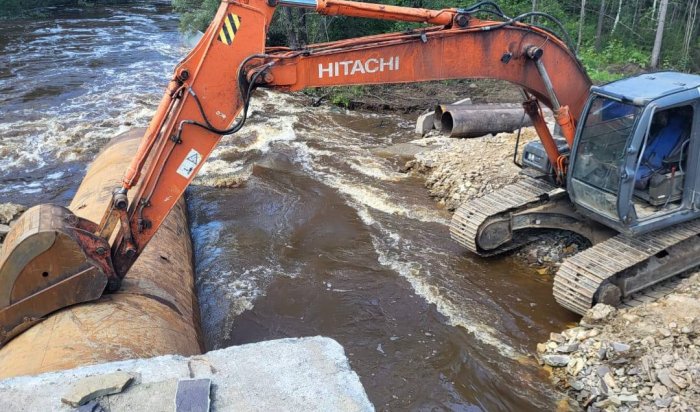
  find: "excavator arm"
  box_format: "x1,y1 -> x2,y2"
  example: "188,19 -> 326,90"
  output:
0,0 -> 591,345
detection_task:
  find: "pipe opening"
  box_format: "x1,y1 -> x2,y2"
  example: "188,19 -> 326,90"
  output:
441,112 -> 455,135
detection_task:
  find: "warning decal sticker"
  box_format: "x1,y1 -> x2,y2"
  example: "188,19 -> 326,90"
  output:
218,13 -> 241,46
176,148 -> 201,179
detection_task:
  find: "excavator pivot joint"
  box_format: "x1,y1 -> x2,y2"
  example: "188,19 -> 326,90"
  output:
454,13 -> 469,28
113,190 -> 129,210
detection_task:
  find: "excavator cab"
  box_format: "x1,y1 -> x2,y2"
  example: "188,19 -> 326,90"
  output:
568,72 -> 700,235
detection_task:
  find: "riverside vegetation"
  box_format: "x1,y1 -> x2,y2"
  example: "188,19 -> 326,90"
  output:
171,0 -> 698,82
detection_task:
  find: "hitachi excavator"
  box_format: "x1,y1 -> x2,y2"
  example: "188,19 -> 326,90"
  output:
1,0 -> 699,346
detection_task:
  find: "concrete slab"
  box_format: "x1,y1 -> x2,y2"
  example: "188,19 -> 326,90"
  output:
0,337 -> 374,412
415,111 -> 435,135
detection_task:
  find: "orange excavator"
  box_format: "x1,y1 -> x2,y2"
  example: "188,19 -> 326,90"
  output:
2,0 -> 700,346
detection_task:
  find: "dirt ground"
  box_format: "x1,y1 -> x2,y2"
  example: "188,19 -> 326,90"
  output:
308,79 -> 523,114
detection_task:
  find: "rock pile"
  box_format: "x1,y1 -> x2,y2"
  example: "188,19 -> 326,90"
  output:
0,203 -> 25,245
517,233 -> 591,275
404,128 -> 584,268
538,274 -> 700,411
404,127 -> 539,211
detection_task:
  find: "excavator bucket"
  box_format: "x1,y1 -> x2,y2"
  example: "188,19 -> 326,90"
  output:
0,204 -> 115,346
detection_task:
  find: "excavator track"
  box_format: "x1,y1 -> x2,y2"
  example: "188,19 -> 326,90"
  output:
450,176 -> 561,256
554,219 -> 700,315
450,177 -> 700,316
620,276 -> 685,309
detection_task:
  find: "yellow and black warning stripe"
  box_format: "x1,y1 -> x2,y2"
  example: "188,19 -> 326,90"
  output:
219,13 -> 241,46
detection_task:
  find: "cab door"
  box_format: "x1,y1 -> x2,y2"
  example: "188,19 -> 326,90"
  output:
620,91 -> 699,233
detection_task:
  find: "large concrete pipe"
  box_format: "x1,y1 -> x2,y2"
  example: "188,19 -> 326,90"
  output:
438,104 -> 533,138
431,98 -> 472,130
434,104 -> 467,131
0,129 -> 202,379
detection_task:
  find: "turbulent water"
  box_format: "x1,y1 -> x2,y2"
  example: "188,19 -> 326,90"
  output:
0,3 -> 579,410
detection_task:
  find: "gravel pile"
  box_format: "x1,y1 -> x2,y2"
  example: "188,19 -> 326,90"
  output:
538,274 -> 700,411
404,128 -> 585,268
404,127 -> 538,211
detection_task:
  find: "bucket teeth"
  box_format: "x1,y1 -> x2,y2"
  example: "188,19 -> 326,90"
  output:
0,204 -> 113,347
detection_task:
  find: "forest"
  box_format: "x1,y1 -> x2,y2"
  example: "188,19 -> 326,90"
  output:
0,0 -> 697,82
173,0 -> 699,82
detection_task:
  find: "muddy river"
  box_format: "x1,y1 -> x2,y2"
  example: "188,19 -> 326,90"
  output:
0,3 -> 579,410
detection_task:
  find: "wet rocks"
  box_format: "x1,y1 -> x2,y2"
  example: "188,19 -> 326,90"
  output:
0,203 -> 25,225
538,272 -> 700,411
0,203 -> 25,245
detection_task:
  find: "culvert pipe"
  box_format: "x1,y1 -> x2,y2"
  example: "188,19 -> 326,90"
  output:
0,129 -> 203,379
438,105 -> 533,138
433,103 -> 470,131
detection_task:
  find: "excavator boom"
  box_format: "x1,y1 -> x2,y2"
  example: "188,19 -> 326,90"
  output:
0,0 -> 592,345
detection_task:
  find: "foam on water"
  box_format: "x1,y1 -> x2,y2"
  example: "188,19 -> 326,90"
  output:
0,5 -> 185,195
369,225 -> 520,359
291,141 -> 446,225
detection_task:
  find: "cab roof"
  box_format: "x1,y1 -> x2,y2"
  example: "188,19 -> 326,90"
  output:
591,72 -> 700,106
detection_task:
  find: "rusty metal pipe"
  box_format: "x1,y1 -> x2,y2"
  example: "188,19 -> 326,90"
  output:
0,129 -> 203,379
440,106 -> 533,138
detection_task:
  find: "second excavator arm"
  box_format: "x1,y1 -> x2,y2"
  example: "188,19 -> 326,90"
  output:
0,0 -> 591,345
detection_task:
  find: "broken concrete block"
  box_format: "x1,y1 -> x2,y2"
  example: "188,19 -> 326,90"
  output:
61,371 -> 135,407
175,378 -> 211,412
415,111 -> 435,135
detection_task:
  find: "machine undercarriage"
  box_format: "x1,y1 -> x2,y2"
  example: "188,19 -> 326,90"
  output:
450,175 -> 700,315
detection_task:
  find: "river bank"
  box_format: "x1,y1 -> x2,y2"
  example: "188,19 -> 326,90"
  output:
394,114 -> 700,410
538,276 -> 700,411
311,79 -> 522,114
